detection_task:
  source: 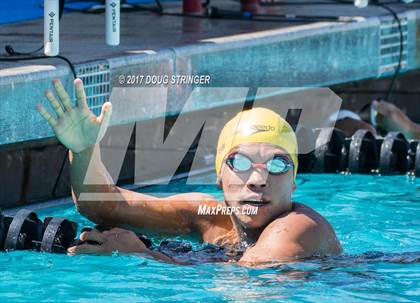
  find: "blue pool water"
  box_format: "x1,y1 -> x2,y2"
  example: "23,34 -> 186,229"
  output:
0,173 -> 419,302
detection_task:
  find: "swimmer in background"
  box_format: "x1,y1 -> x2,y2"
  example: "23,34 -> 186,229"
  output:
37,79 -> 342,267
331,109 -> 377,138
371,100 -> 420,140
331,100 -> 420,140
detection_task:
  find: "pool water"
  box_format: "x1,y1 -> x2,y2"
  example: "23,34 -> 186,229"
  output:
0,174 -> 419,302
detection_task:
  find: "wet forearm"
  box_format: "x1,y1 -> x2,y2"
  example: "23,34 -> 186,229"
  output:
69,144 -> 119,221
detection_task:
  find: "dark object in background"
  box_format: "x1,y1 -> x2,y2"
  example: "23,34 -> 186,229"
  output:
296,127 -> 316,173
408,141 -> 419,177
0,210 -> 152,254
415,142 -> 420,177
348,129 -> 379,174
313,128 -> 348,173
39,217 -> 78,253
378,132 -> 409,175
0,212 -> 4,250
159,240 -> 192,254
0,209 -> 77,253
297,127 -> 417,175
3,209 -> 43,251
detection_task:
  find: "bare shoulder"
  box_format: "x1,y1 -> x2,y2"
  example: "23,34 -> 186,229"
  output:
239,203 -> 342,265
264,202 -> 338,238
282,202 -> 334,230
258,202 -> 342,257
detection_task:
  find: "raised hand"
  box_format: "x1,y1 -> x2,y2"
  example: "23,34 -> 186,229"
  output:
37,78 -> 112,153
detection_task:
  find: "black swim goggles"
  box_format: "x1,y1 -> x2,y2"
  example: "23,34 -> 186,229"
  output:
225,153 -> 293,175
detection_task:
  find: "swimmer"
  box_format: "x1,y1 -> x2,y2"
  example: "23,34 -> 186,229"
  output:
372,100 -> 420,140
331,109 -> 377,137
37,79 -> 342,266
332,101 -> 420,140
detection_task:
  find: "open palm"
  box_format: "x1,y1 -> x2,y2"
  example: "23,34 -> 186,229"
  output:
37,79 -> 112,153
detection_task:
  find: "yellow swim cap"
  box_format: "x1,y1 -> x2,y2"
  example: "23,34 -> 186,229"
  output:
215,107 -> 298,179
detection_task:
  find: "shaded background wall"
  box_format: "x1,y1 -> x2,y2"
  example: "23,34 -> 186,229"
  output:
332,69 -> 420,123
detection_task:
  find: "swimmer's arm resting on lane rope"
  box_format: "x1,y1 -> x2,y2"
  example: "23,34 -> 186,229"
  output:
67,227 -> 190,264
70,144 -> 220,234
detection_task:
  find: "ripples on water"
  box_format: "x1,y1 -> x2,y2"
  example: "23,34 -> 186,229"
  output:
0,174 -> 418,302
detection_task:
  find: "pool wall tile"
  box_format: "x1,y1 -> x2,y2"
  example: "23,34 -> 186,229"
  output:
172,20 -> 381,87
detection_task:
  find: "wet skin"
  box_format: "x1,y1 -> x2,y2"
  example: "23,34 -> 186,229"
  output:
39,79 -> 342,266
372,100 -> 420,140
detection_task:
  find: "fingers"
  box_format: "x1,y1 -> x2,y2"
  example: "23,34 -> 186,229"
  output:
80,229 -> 106,244
45,89 -> 65,117
67,229 -> 108,255
74,78 -> 89,109
37,104 -> 57,127
96,102 -> 112,124
53,79 -> 73,111
67,244 -> 104,255
95,102 -> 112,141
